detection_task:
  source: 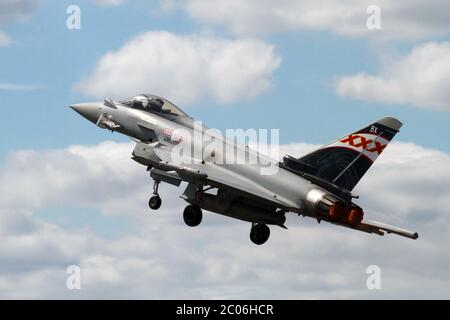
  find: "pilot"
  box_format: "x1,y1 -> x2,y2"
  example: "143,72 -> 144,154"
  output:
133,96 -> 149,109
148,98 -> 164,112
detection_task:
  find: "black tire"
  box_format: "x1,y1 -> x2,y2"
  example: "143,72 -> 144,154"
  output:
148,195 -> 162,210
183,205 -> 202,227
250,224 -> 270,245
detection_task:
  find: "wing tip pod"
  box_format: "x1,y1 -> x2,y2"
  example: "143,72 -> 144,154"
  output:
360,220 -> 419,240
381,230 -> 419,240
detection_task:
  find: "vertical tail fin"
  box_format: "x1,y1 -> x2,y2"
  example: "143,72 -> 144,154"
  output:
283,117 -> 402,191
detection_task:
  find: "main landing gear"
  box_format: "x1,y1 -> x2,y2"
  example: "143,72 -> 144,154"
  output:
147,181 -> 271,245
183,204 -> 203,227
148,180 -> 162,210
181,184 -> 203,227
250,223 -> 270,245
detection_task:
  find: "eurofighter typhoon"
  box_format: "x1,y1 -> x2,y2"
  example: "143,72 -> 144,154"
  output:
70,94 -> 418,245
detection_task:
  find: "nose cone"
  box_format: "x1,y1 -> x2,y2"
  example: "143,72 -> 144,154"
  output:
70,103 -> 101,123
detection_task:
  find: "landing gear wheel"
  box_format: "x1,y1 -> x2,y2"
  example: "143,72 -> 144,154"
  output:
183,205 -> 202,227
148,180 -> 162,210
250,223 -> 270,245
148,195 -> 162,210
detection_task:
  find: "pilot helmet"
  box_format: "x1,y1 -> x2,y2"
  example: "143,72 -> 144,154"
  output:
134,95 -> 149,108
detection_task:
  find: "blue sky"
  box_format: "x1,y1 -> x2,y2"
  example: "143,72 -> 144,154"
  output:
1,0 -> 450,299
1,0 -> 449,157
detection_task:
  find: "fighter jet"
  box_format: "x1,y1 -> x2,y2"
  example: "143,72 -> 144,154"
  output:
70,94 -> 418,245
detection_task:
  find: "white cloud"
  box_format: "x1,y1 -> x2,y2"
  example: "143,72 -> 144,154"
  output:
0,140 -> 449,298
91,0 -> 125,7
0,0 -> 40,25
334,42 -> 450,112
75,31 -> 281,104
165,0 -> 450,41
0,31 -> 12,47
0,0 -> 40,46
0,83 -> 39,91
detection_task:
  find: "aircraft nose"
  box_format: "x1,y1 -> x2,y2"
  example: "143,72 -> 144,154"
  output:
70,103 -> 101,123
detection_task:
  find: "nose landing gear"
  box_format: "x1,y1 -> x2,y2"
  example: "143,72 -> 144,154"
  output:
148,180 -> 162,210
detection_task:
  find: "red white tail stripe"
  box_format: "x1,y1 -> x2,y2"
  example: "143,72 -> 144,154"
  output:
329,133 -> 389,162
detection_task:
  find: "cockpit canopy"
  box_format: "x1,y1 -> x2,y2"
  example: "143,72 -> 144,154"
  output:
119,94 -> 189,118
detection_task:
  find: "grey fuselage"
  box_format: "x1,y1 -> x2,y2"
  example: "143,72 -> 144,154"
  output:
70,98 -> 420,240
72,100 -> 334,224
